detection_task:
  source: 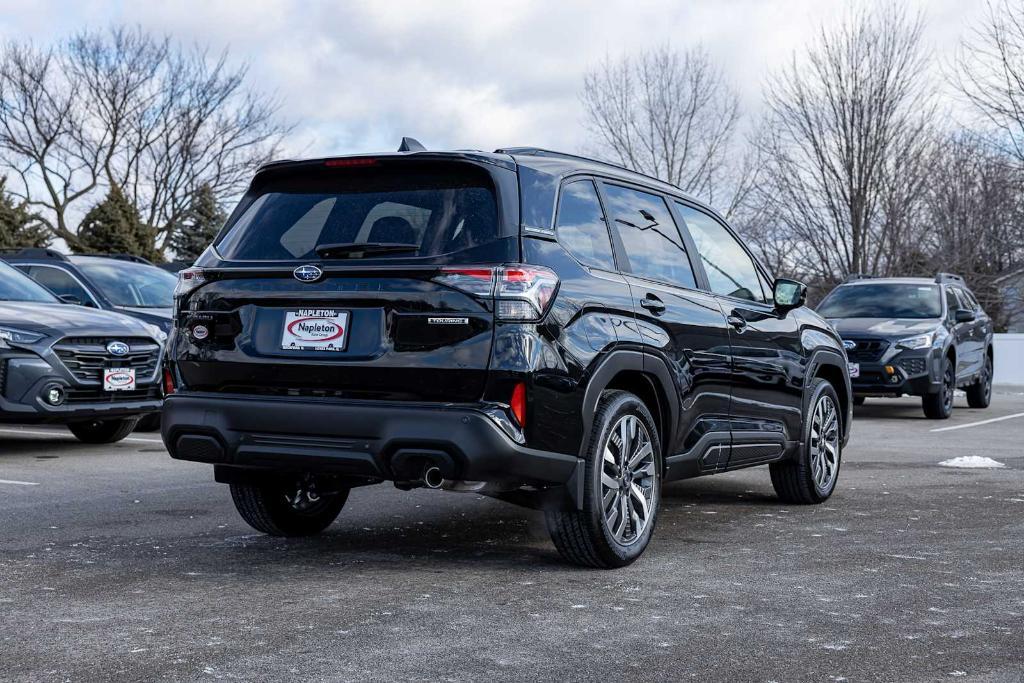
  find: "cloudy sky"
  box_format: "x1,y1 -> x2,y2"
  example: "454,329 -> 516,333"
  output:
0,0 -> 991,159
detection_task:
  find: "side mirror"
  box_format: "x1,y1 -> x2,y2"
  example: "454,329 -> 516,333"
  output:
57,294 -> 83,305
955,309 -> 975,323
773,278 -> 807,312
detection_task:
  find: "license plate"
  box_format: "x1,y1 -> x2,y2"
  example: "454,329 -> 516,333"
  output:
848,362 -> 860,379
104,367 -> 136,391
281,309 -> 349,352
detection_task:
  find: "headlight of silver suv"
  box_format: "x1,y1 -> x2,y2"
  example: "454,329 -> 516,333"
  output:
896,332 -> 934,350
0,326 -> 45,348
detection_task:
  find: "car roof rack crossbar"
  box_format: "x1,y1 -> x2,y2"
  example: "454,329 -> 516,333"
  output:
844,273 -> 876,283
0,247 -> 69,261
935,272 -> 964,284
76,252 -> 154,265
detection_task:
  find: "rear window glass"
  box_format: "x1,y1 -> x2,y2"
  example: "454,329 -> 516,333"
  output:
216,164 -> 501,261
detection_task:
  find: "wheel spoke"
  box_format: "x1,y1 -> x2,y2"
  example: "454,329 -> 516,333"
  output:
634,461 -> 656,478
629,496 -> 641,534
601,471 -> 619,490
619,419 -> 632,467
629,482 -> 649,519
606,495 -> 620,525
603,487 -> 618,511
628,441 -> 653,471
614,493 -> 629,541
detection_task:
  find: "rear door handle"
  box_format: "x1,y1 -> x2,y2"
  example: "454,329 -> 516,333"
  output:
640,294 -> 666,315
727,314 -> 747,331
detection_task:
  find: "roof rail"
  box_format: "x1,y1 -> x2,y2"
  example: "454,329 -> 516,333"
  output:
494,147 -> 682,191
495,147 -> 627,169
77,252 -> 154,265
844,273 -> 876,283
935,272 -> 964,284
0,247 -> 69,261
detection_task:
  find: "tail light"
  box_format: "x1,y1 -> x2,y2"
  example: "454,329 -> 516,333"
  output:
433,265 -> 558,321
174,267 -> 206,300
510,382 -> 527,427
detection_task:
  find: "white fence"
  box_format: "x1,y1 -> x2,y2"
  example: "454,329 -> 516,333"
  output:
994,333 -> 1024,385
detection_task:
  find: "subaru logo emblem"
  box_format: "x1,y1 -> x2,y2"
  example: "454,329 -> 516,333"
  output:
842,340 -> 857,351
106,341 -> 130,356
293,265 -> 323,283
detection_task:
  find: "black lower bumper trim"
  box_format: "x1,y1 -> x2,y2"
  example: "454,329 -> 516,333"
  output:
161,393 -> 582,488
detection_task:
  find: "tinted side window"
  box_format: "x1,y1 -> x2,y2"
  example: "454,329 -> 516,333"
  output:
602,184 -> 696,288
676,203 -> 765,303
555,180 -> 615,271
28,266 -> 94,304
756,268 -> 774,305
944,287 -> 960,319
958,287 -> 981,311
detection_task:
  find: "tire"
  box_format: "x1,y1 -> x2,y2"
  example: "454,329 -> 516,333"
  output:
965,354 -> 993,409
68,417 -> 141,444
853,396 -> 866,406
923,357 -> 955,419
545,390 -> 662,568
135,413 -> 162,432
770,378 -> 842,504
230,477 -> 349,537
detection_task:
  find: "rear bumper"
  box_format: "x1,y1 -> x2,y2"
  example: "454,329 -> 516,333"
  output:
161,392 -> 583,488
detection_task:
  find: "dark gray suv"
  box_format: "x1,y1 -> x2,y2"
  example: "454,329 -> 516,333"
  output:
818,273 -> 994,419
0,260 -> 165,442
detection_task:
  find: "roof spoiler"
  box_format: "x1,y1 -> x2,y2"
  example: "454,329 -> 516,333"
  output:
935,272 -> 964,284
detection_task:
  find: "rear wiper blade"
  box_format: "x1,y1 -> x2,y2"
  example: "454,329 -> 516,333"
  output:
314,242 -> 419,258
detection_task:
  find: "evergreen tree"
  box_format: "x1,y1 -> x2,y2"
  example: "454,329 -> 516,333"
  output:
74,185 -> 160,261
0,177 -> 48,250
171,184 -> 225,261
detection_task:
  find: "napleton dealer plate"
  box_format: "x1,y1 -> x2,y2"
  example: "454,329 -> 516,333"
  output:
281,309 -> 350,352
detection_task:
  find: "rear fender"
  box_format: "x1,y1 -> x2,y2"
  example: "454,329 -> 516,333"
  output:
579,350 -> 679,459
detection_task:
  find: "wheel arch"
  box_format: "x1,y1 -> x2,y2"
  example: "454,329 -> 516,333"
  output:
579,350 -> 679,461
806,349 -> 851,444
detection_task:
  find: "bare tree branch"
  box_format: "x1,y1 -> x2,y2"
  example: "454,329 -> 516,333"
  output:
0,26 -> 290,258
580,45 -> 753,214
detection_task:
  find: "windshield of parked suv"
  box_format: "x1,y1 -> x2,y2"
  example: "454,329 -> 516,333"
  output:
74,259 -> 177,308
0,260 -> 59,303
216,163 -> 501,262
817,283 -> 942,319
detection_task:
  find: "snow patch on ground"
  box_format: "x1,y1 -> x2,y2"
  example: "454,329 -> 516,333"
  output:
938,456 -> 1006,469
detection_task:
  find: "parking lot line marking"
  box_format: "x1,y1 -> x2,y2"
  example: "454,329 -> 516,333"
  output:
930,412 -> 1024,433
0,427 -> 163,444
0,479 -> 39,486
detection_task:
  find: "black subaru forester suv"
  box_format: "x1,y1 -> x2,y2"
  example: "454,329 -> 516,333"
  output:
163,144 -> 852,567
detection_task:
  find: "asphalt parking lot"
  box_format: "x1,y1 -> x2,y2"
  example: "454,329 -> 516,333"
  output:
1,392 -> 1023,682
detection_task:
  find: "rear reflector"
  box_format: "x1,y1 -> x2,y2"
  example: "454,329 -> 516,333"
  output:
163,368 -> 176,396
510,382 -> 527,427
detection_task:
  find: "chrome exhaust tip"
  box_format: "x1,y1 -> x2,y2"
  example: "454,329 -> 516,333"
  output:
423,466 -> 444,489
